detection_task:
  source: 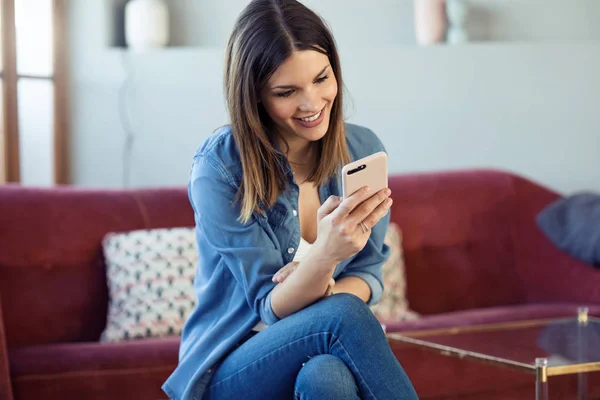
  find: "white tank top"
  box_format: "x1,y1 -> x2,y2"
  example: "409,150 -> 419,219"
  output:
252,237 -> 312,331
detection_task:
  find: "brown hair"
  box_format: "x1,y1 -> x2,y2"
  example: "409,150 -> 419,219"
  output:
224,0 -> 349,223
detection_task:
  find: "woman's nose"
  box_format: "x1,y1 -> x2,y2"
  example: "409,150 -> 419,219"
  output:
297,89 -> 320,112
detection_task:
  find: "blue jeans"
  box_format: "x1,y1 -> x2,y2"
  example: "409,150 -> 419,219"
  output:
203,293 -> 419,400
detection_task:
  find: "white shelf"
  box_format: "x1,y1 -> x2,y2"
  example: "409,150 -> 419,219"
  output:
105,0 -> 600,49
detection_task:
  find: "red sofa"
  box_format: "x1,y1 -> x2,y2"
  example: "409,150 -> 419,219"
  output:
0,169 -> 599,399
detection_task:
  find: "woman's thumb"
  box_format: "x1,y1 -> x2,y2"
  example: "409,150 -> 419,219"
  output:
318,195 -> 342,220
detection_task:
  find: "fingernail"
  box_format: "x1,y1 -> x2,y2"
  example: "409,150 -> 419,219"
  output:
385,188 -> 391,196
386,198 -> 393,207
364,186 -> 371,193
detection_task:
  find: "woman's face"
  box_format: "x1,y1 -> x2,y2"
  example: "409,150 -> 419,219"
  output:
259,50 -> 338,149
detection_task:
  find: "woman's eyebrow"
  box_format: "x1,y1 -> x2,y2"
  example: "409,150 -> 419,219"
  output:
270,65 -> 330,90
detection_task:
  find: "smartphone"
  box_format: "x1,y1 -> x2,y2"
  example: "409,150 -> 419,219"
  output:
341,151 -> 388,199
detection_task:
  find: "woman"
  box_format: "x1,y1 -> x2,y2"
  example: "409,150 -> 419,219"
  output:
163,0 -> 418,399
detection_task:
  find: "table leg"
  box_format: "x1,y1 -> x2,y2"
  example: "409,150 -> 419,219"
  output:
536,358 -> 549,400
577,307 -> 589,400
578,373 -> 588,400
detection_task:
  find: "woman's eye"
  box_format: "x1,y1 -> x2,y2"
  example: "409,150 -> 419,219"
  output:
274,76 -> 328,98
276,90 -> 294,98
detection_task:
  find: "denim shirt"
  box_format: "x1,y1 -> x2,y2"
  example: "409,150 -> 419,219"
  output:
162,123 -> 391,400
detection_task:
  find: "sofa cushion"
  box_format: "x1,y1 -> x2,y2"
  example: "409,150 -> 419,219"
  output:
387,170 -> 525,315
100,227 -> 197,342
0,185 -> 193,347
536,192 -> 600,266
9,338 -> 178,400
370,223 -> 419,322
509,176 -> 600,306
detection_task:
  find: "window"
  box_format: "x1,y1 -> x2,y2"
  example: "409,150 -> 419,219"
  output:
0,0 -> 68,185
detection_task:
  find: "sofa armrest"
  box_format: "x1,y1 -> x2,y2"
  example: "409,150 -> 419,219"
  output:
511,175 -> 600,306
0,296 -> 14,400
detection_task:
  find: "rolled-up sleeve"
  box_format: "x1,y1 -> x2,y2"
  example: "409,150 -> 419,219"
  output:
189,154 -> 282,325
337,208 -> 390,306
337,127 -> 391,306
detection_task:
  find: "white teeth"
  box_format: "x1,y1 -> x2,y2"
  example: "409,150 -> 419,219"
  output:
300,110 -> 321,122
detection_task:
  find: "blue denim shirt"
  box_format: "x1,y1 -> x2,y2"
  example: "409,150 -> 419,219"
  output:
162,123 -> 391,400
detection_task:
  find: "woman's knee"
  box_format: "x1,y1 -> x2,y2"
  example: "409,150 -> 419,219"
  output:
320,293 -> 380,327
294,354 -> 359,400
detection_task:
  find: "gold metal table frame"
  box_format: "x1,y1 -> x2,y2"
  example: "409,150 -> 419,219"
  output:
386,307 -> 600,400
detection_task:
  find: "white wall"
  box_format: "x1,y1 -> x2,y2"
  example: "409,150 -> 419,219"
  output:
68,0 -> 600,194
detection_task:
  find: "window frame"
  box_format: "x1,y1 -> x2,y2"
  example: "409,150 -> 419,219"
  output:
1,0 -> 69,184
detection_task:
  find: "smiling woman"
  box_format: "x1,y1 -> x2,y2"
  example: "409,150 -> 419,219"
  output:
224,0 -> 350,225
261,51 -> 337,146
162,1 -> 418,399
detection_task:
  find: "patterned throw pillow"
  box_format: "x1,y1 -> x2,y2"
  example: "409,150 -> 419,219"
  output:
100,227 -> 197,342
370,223 -> 420,322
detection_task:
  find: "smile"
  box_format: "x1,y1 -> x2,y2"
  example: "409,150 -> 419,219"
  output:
294,106 -> 325,122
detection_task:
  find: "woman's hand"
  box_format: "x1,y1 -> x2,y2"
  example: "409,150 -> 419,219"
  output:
272,261 -> 299,283
313,186 -> 392,264
270,185 -> 391,296
273,261 -> 335,295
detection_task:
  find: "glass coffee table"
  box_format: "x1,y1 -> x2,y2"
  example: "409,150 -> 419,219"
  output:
386,307 -> 600,400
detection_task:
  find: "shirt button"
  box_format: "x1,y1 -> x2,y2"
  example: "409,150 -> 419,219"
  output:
293,210 -> 298,217
287,247 -> 295,254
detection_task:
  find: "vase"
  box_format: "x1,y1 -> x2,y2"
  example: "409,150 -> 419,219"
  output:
446,0 -> 469,45
414,0 -> 447,45
125,0 -> 170,51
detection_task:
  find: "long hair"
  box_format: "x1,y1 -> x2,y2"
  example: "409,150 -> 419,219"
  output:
224,0 -> 349,223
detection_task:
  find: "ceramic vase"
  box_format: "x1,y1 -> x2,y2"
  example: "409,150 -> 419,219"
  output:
125,0 -> 170,51
414,0 -> 447,45
446,0 -> 469,44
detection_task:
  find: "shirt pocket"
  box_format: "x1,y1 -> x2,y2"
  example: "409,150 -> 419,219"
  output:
266,201 -> 288,233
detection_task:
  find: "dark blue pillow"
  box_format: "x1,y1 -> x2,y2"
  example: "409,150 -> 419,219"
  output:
536,192 -> 600,267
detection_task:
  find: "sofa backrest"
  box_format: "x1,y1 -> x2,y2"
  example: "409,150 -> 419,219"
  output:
504,175 -> 600,305
0,186 -> 193,347
388,169 -> 537,315
0,169 -> 566,346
